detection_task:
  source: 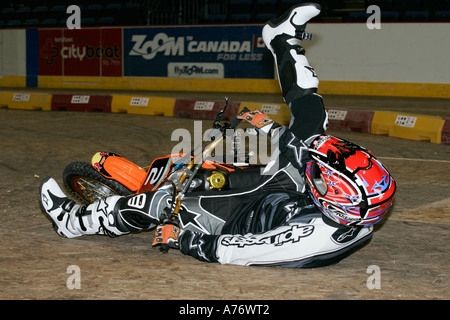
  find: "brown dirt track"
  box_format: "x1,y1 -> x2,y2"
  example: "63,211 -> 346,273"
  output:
0,91 -> 448,302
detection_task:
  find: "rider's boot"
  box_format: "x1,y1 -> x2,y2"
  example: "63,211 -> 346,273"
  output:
40,177 -> 168,238
39,177 -> 130,238
262,3 -> 321,103
262,2 -> 320,55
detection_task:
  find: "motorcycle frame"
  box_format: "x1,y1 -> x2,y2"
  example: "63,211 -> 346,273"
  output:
91,99 -> 248,221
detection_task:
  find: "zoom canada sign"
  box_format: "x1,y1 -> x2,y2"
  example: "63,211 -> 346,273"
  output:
123,26 -> 274,79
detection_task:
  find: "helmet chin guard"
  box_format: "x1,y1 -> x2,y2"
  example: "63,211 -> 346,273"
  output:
305,135 -> 396,227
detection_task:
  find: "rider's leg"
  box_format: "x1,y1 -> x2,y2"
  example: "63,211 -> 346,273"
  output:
40,176 -> 230,239
262,3 -> 327,140
39,177 -> 167,238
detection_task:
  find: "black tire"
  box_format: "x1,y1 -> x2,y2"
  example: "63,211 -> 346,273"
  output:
63,161 -> 133,204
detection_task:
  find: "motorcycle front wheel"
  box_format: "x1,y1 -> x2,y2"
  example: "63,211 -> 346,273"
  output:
63,161 -> 133,204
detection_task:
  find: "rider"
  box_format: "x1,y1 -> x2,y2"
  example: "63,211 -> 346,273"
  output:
39,3 -> 396,268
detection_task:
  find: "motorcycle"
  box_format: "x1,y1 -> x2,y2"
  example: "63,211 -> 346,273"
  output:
63,99 -> 264,233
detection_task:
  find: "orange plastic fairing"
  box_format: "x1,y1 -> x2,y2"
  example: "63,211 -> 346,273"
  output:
91,152 -> 147,192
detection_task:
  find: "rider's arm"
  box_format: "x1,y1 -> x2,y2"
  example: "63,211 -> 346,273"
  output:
275,126 -> 318,172
238,108 -> 320,172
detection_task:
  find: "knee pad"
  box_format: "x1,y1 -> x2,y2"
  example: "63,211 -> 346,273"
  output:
115,191 -> 169,232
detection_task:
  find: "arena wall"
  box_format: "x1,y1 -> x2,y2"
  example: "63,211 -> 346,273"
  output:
0,23 -> 448,98
0,29 -> 27,87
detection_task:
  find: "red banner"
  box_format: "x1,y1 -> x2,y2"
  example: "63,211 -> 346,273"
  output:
38,28 -> 123,77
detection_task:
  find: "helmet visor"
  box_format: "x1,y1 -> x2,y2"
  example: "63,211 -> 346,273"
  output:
310,160 -> 328,196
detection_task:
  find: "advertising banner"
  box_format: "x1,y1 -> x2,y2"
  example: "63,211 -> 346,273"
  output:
38,28 -> 123,77
123,25 -> 274,79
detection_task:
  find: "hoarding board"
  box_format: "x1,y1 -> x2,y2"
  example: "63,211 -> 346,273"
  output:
123,25 -> 274,79
38,28 -> 123,77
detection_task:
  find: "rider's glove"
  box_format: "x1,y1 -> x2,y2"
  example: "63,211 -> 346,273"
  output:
237,109 -> 280,136
152,224 -> 181,252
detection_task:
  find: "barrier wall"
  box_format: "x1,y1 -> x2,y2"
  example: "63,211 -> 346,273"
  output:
0,91 -> 51,110
441,120 -> 450,144
326,109 -> 374,133
51,94 -> 112,112
371,111 -> 446,144
111,95 -> 175,116
174,98 -> 240,120
0,23 -> 449,98
0,91 -> 448,144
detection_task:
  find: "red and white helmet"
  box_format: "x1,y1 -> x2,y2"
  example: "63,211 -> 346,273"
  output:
305,135 -> 396,227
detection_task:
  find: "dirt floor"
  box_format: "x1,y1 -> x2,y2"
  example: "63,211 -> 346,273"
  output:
0,92 -> 448,304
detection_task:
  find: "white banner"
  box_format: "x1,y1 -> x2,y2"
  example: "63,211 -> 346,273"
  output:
167,62 -> 224,78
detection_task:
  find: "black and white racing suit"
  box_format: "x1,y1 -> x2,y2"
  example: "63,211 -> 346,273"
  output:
113,90 -> 373,268
112,32 -> 374,268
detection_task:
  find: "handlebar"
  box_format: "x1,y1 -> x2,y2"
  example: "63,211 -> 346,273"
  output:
228,107 -> 249,130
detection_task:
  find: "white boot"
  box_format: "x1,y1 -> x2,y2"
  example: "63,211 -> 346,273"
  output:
261,3 -> 321,102
262,2 -> 321,56
39,177 -> 128,238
